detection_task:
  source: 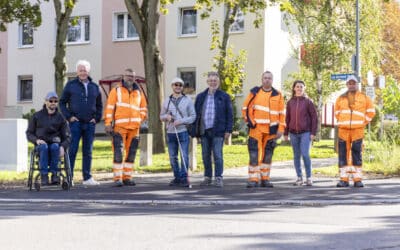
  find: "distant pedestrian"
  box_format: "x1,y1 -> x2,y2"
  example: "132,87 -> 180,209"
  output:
104,69 -> 147,187
334,75 -> 375,188
242,70 -> 286,188
192,71 -> 233,188
59,60 -> 103,186
160,77 -> 196,187
284,80 -> 318,186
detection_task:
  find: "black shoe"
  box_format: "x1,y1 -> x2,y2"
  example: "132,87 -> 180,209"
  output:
180,179 -> 190,187
260,180 -> 274,188
114,180 -> 123,187
336,180 -> 350,187
169,178 -> 181,186
354,181 -> 364,188
246,181 -> 259,188
40,174 -> 49,186
123,179 -> 136,186
51,173 -> 60,185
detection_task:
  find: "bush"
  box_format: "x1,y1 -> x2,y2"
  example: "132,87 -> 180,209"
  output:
22,109 -> 36,121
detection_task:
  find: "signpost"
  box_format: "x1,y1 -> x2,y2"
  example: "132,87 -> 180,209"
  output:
365,86 -> 375,101
330,73 -> 354,81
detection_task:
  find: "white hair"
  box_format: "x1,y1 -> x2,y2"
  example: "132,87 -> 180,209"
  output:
76,60 -> 91,72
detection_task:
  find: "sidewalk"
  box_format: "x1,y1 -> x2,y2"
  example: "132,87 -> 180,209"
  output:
0,158 -> 399,206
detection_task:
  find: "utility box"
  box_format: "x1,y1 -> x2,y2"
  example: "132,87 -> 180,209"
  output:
0,119 -> 28,172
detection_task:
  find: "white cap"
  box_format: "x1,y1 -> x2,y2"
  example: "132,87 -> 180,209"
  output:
346,75 -> 359,83
170,77 -> 184,85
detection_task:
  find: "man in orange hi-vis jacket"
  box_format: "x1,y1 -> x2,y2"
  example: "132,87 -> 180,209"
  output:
242,71 -> 286,188
335,75 -> 375,188
104,69 -> 147,187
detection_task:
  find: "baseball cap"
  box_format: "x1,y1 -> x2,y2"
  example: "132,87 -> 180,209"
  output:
346,75 -> 359,83
170,77 -> 184,85
45,91 -> 58,100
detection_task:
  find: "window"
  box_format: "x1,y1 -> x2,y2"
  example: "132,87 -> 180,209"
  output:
18,76 -> 33,102
114,13 -> 138,40
230,9 -> 244,33
19,23 -> 33,47
180,8 -> 197,36
178,68 -> 196,95
67,16 -> 90,44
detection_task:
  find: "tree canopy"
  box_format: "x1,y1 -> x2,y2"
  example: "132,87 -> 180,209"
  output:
0,0 -> 42,31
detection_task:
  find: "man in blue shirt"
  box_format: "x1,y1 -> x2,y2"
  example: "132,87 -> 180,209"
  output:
60,60 -> 103,186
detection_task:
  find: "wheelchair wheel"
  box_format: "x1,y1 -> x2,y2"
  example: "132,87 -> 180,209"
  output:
34,174 -> 41,191
27,150 -> 36,191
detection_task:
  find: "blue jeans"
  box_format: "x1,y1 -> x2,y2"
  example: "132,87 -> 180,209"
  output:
69,121 -> 95,181
201,129 -> 224,178
167,131 -> 190,180
289,132 -> 312,178
37,143 -> 59,175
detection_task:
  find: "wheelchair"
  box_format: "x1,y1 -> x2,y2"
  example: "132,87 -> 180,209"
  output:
27,148 -> 72,191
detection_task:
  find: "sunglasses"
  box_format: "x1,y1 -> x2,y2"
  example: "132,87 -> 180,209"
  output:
48,100 -> 58,103
174,83 -> 183,87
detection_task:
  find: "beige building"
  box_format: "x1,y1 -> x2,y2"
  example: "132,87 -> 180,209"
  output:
0,0 -> 298,118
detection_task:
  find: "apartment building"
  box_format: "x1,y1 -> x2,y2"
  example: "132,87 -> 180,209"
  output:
0,0 -> 298,118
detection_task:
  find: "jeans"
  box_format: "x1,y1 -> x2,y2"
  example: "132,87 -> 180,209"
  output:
201,129 -> 224,178
37,143 -> 60,175
289,132 -> 312,178
167,131 -> 190,180
69,121 -> 95,181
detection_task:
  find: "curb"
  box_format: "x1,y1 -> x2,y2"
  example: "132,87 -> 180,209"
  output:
1,198 -> 400,206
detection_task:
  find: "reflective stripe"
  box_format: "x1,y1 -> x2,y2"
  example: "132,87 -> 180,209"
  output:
337,121 -> 364,125
270,122 -> 279,126
270,110 -> 279,115
365,117 -> 372,121
335,110 -> 340,115
346,166 -> 355,173
254,119 -> 270,124
115,118 -> 142,124
113,163 -> 123,170
253,105 -> 269,112
123,171 -> 132,176
107,105 -> 114,109
353,167 -> 362,179
249,173 -> 259,179
339,166 -> 348,178
366,108 -> 375,113
117,87 -> 122,103
124,162 -> 133,169
260,164 -> 270,170
106,114 -> 112,118
352,110 -> 365,118
248,165 -> 259,172
242,107 -> 248,110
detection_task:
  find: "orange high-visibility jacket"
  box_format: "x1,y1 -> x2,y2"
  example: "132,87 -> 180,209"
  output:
242,86 -> 286,134
334,91 -> 375,130
104,82 -> 147,129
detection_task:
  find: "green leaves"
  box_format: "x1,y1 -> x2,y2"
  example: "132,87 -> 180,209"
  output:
0,0 -> 44,31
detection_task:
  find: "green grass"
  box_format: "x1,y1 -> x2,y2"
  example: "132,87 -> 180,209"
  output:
1,139 -> 337,183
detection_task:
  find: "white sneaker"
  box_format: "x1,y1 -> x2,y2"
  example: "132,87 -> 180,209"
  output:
82,177 -> 100,186
293,177 -> 303,186
306,178 -> 313,186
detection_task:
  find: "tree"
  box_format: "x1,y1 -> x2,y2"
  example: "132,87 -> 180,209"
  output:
382,1 -> 400,82
124,0 -> 172,153
284,0 -> 384,139
53,0 -> 77,95
0,0 -> 42,31
195,0 -> 269,95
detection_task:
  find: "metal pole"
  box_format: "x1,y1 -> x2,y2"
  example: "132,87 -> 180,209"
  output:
355,0 -> 360,80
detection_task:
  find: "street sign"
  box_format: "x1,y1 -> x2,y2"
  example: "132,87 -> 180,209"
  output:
331,73 -> 354,81
365,86 -> 375,100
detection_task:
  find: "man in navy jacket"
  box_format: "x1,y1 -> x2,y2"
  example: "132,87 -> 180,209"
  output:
60,60 -> 103,185
192,71 -> 233,187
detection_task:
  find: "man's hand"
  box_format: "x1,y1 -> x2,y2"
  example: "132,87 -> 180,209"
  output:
90,118 -> 96,123
36,139 -> 46,145
105,125 -> 113,135
276,131 -> 283,139
173,120 -> 182,126
284,135 -> 289,141
310,134 -> 315,141
224,133 -> 231,141
69,116 -> 79,122
59,146 -> 65,157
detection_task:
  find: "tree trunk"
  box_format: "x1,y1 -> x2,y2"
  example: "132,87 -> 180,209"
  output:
125,0 -> 165,153
53,0 -> 75,96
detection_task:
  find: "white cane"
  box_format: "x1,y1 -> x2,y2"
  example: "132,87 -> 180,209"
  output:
173,124 -> 192,188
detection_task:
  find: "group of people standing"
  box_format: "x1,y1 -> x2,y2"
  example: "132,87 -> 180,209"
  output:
26,61 -> 375,189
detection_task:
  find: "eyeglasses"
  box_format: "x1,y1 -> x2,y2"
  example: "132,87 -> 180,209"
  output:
173,83 -> 183,87
48,100 -> 58,103
124,74 -> 135,78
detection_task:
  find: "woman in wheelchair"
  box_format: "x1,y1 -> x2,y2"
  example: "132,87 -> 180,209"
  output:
26,91 -> 71,186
